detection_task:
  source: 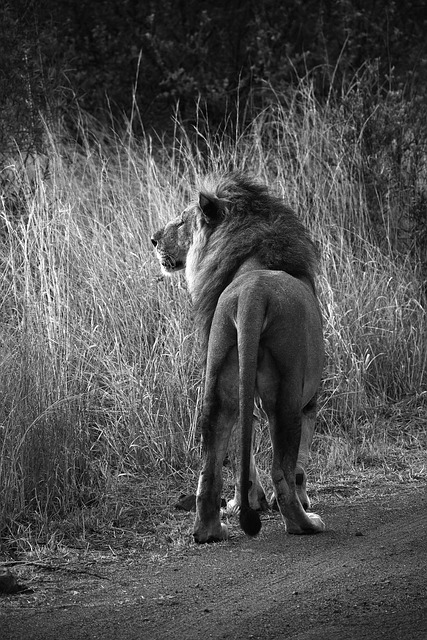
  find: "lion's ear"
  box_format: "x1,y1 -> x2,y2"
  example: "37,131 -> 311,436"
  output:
199,193 -> 224,225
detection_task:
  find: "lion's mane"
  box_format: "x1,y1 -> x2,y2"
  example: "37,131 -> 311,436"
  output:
187,171 -> 319,355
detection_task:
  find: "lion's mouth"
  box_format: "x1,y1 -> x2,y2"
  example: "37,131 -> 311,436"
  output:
161,256 -> 185,272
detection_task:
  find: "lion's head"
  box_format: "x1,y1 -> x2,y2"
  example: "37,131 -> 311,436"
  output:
151,209 -> 194,274
152,171 -> 319,351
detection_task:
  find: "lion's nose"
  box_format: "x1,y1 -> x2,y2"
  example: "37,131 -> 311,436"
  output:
151,237 -> 157,247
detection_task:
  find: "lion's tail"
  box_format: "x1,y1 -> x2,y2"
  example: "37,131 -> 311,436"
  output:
236,291 -> 266,537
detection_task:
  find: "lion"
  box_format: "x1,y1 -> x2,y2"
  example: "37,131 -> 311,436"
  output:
151,172 -> 325,542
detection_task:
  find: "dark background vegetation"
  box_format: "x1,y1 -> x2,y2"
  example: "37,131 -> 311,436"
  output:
1,0 -> 427,257
1,0 -> 427,138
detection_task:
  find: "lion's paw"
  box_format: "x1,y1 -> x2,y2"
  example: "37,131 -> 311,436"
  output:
286,512 -> 325,535
193,522 -> 229,544
306,512 -> 326,532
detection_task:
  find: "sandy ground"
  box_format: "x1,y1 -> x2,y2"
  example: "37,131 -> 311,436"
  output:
1,480 -> 426,640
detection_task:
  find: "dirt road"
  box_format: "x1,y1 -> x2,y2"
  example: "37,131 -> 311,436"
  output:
2,481 -> 426,639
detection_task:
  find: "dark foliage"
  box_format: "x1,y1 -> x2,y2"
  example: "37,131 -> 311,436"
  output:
1,0 -> 426,256
1,0 -> 427,138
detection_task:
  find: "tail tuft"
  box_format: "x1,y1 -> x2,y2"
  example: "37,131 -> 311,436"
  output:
239,507 -> 262,536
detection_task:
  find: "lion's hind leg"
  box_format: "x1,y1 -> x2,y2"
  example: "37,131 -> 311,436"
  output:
227,414 -> 268,516
268,400 -> 325,535
193,412 -> 233,543
193,350 -> 238,544
295,394 -> 317,510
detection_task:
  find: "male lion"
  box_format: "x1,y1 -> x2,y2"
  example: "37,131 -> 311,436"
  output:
151,172 -> 325,542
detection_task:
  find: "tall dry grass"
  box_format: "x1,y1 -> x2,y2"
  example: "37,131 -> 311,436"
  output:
0,85 -> 426,544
